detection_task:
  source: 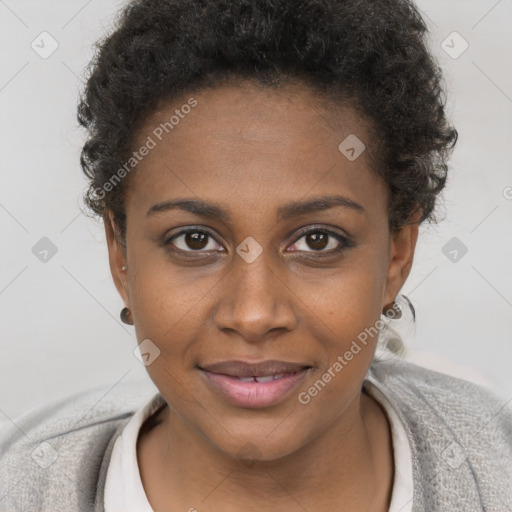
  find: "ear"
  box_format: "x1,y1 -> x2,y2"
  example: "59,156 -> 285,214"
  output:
382,210 -> 421,310
103,210 -> 130,306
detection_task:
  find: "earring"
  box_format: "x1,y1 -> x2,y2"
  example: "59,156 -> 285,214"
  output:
121,266 -> 127,271
382,301 -> 402,320
120,306 -> 134,325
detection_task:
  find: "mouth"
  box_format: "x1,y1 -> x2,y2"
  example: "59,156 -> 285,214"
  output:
198,360 -> 312,408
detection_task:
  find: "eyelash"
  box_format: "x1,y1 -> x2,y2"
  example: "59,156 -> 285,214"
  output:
162,225 -> 353,257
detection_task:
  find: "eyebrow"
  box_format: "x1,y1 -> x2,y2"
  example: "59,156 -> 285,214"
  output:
146,195 -> 365,221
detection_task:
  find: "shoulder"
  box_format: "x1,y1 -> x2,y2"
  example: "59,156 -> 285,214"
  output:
367,356 -> 512,508
369,355 -> 512,430
0,379 -> 157,512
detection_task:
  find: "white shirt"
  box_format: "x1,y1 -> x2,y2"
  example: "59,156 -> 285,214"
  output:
366,374 -> 414,512
104,378 -> 413,512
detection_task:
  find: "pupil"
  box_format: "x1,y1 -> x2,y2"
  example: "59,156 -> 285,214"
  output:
307,232 -> 328,250
186,232 -> 208,250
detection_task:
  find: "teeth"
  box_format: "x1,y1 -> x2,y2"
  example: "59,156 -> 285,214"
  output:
254,375 -> 274,383
236,373 -> 290,382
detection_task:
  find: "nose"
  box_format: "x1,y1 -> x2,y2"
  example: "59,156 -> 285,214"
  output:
213,250 -> 298,342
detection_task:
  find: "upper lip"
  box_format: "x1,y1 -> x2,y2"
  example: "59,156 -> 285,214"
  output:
199,360 -> 311,378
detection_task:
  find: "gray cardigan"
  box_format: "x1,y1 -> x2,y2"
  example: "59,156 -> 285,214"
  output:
1,356 -> 511,511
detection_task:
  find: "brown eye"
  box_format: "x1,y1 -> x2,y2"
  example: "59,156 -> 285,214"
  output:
184,231 -> 208,250
166,228 -> 224,253
288,228 -> 351,254
305,232 -> 329,251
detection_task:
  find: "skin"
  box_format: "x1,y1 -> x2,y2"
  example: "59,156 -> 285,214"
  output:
104,81 -> 419,511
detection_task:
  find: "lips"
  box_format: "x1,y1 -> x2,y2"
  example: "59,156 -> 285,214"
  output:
199,359 -> 311,378
198,360 -> 312,408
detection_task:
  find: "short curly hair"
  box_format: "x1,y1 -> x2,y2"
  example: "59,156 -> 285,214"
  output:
77,0 -> 458,244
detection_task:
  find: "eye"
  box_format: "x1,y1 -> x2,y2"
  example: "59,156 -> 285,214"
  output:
165,227 -> 224,253
163,225 -> 352,257
287,227 -> 350,254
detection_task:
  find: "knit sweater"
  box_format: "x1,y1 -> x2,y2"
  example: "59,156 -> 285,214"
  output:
1,356 -> 511,511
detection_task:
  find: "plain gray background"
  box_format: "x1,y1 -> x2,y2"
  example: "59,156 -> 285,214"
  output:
1,0 -> 511,420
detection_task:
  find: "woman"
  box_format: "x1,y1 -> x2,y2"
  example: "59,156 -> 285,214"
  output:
1,0 -> 511,510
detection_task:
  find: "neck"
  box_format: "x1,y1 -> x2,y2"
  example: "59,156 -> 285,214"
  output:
137,390 -> 393,512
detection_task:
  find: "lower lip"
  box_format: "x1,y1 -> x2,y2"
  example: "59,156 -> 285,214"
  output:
201,368 -> 310,408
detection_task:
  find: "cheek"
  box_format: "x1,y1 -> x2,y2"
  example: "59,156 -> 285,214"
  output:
128,242 -> 216,332
303,256 -> 387,335
305,251 -> 389,378
129,267 -> 207,407
296,269 -> 386,418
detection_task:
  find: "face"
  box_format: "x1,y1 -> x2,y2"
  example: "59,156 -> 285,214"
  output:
105,81 -> 418,463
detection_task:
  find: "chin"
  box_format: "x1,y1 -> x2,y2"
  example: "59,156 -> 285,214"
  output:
204,418 -> 312,466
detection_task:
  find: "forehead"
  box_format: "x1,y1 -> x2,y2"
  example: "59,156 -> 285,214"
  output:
141,81 -> 373,149
126,81 -> 386,217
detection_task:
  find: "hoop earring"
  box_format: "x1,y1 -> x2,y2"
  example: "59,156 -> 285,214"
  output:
120,306 -> 134,325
